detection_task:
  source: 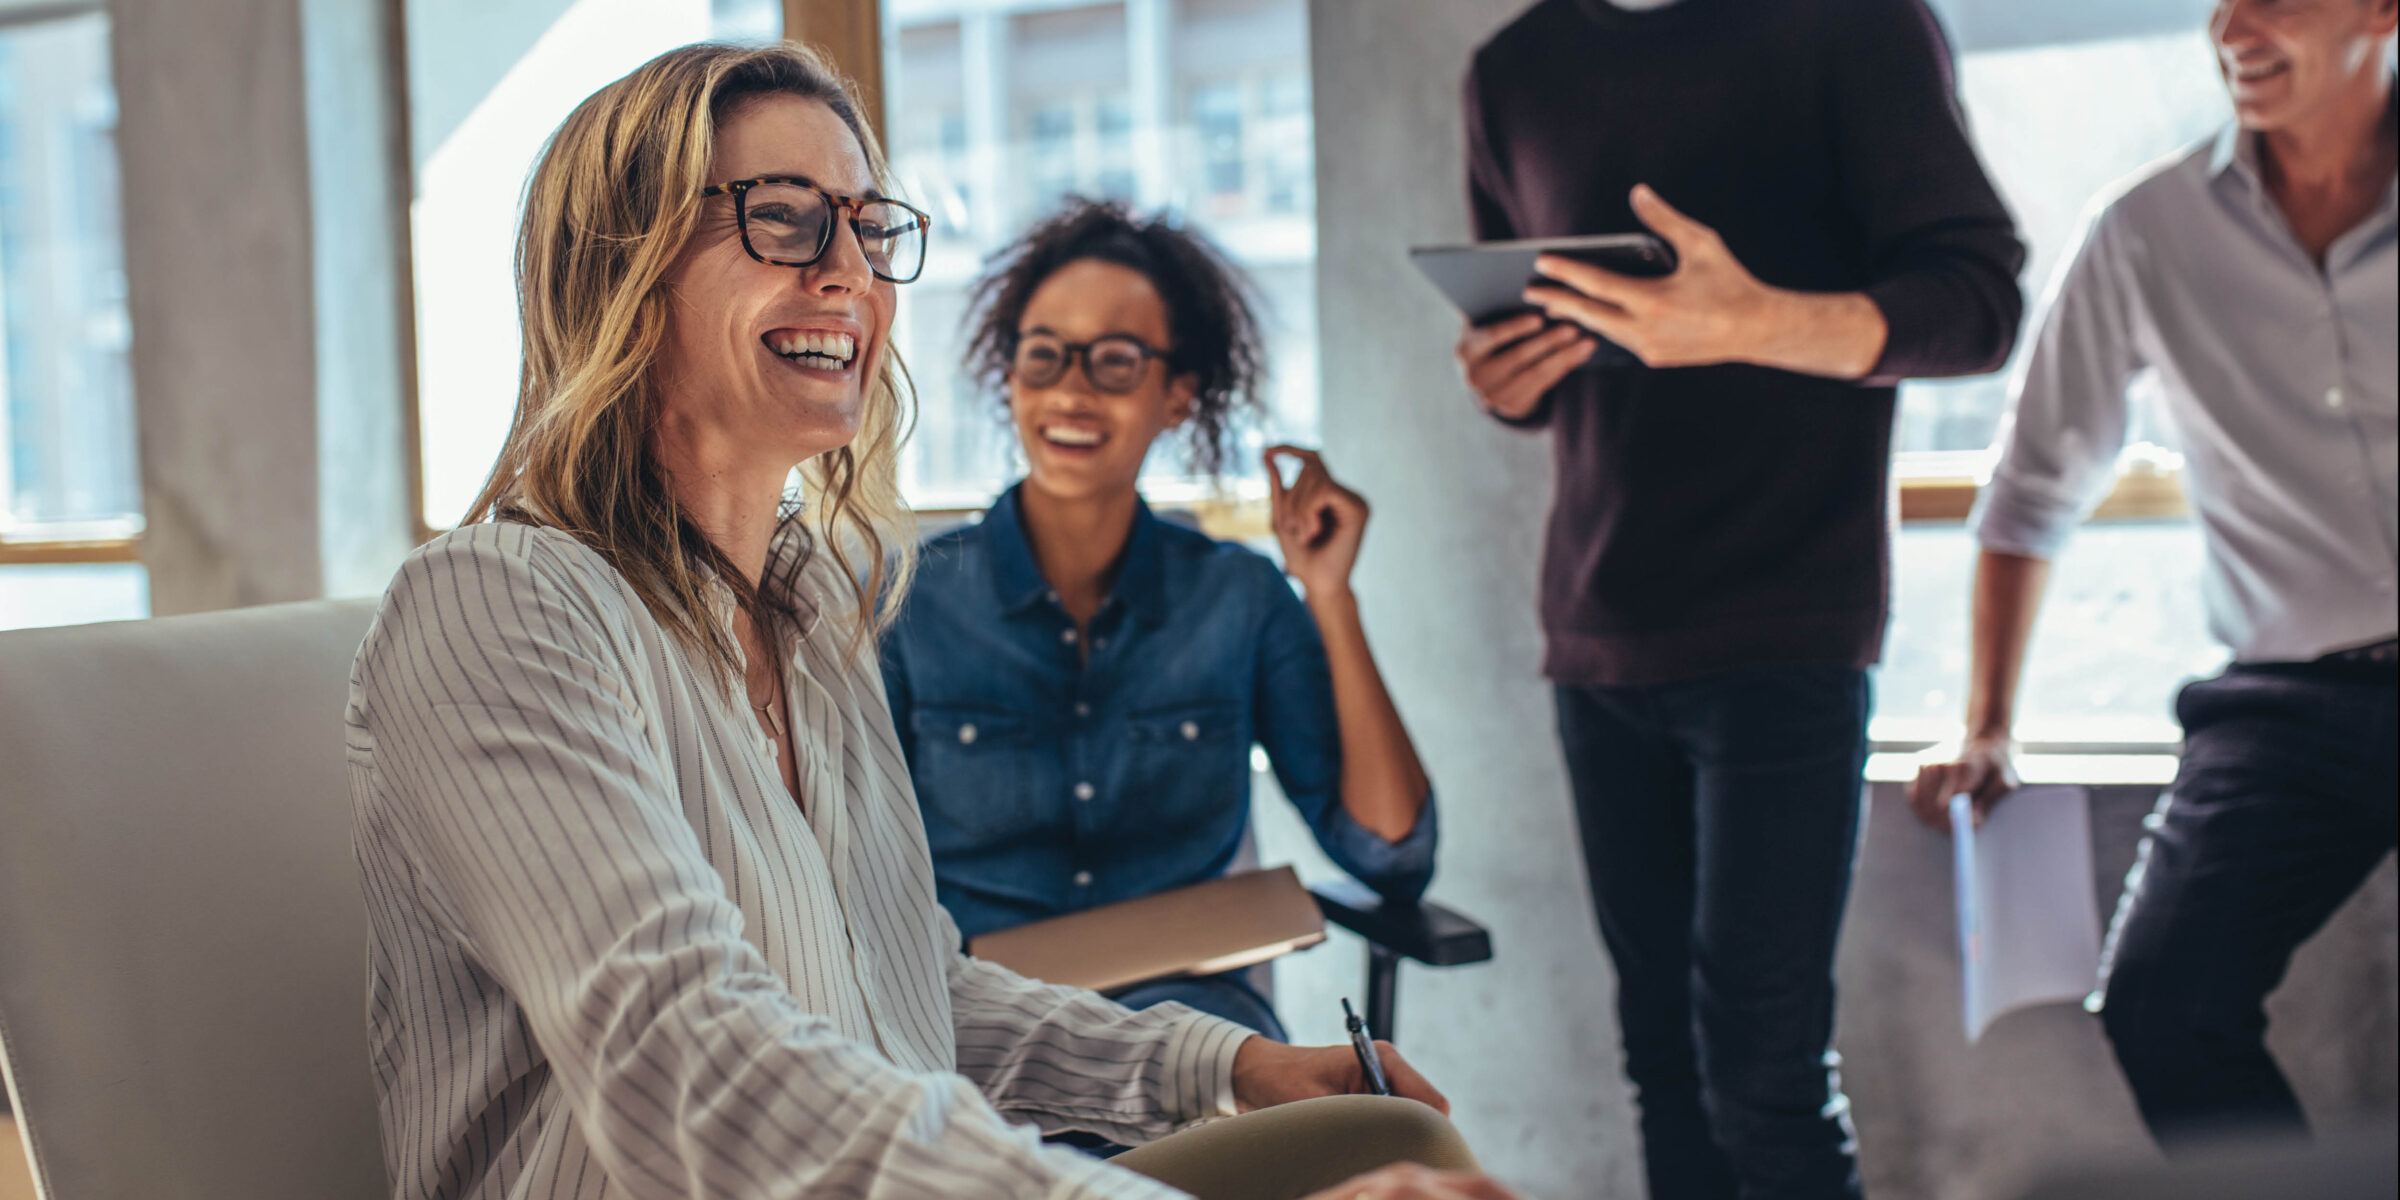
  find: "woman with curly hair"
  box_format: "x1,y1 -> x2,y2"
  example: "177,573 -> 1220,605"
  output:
881,199 -> 1439,1039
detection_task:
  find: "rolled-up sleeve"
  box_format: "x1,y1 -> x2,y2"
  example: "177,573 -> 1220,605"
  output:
1251,566 -> 1437,904
946,905 -> 1253,1146
1973,201 -> 2145,559
357,533 -> 1184,1200
1834,0 -> 2028,384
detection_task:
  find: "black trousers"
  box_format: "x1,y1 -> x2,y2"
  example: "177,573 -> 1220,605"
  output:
1556,666 -> 1869,1200
2095,658 -> 2399,1149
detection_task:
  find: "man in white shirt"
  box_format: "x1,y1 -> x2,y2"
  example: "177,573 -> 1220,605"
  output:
1913,0 -> 2397,1150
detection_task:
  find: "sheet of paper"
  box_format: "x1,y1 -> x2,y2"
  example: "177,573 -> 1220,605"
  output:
1952,785 -> 2104,1041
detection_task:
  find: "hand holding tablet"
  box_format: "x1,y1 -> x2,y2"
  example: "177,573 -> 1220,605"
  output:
1412,232 -> 1678,371
1421,231 -> 1678,419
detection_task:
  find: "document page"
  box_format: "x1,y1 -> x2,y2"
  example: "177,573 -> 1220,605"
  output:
1952,785 -> 2105,1041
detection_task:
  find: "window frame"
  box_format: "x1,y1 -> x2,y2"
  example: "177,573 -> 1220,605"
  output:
0,0 -> 142,564
0,0 -> 429,563
4,0 -> 2185,565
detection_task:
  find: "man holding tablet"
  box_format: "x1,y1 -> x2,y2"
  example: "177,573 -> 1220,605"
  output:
1453,1 -> 2023,1197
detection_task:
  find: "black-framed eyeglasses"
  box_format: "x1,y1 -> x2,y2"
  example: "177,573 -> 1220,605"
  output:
1010,332 -> 1171,393
699,177 -> 933,284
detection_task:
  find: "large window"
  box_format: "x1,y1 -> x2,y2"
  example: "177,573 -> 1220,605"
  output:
1881,20 -> 2238,742
0,5 -> 135,541
884,0 -> 1316,510
408,0 -> 781,530
1894,27 -> 2229,462
0,3 -> 145,631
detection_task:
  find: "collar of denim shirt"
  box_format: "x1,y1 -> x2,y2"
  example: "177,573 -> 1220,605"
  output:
981,482 -> 1173,628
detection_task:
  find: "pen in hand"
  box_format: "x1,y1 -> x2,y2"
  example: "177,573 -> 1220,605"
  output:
1342,997 -> 1393,1096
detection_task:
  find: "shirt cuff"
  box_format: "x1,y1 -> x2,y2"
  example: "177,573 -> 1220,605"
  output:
1155,1007 -> 1253,1124
1969,471 -> 2082,560
1320,796 -> 1439,904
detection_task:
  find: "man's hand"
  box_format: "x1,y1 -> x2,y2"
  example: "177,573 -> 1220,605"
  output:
1453,312 -> 1595,419
1231,1036 -> 1449,1115
1522,184 -> 1887,378
1908,733 -> 2021,831
1301,1164 -> 1524,1200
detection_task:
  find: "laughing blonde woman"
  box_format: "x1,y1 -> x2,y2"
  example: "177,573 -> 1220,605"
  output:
344,40 -> 1509,1200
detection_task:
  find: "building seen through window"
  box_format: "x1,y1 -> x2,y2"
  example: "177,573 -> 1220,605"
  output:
0,5 -> 147,632
0,7 -> 135,540
885,0 -> 1316,509
1882,22 -> 2238,741
1894,26 -> 2229,466
408,0 -> 781,529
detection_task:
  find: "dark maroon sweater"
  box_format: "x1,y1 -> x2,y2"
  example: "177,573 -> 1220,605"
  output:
1466,0 -> 2024,686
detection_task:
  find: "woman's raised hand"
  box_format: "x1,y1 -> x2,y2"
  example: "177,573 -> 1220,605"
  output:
1265,445 -> 1369,599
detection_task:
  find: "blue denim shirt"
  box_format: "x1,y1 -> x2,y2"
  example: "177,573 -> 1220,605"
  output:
880,484 -> 1438,944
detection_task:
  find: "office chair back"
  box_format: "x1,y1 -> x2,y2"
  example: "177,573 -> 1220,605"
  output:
0,601 -> 386,1200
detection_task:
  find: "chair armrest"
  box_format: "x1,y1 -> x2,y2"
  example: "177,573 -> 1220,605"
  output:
1308,880 -> 1494,968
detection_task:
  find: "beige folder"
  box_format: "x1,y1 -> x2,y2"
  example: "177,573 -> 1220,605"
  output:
968,866 -> 1329,994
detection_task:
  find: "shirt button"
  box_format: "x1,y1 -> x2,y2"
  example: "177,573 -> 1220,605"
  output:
1074,781 -> 1096,801
1072,870 -> 1094,887
1093,636 -> 1109,650
1181,720 -> 1201,741
957,723 -> 978,745
2326,386 -> 2346,409
1060,628 -> 1078,645
1073,701 -> 1091,718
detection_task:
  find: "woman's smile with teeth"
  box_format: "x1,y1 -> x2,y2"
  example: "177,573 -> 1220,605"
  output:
1042,424 -> 1105,448
766,329 -> 857,367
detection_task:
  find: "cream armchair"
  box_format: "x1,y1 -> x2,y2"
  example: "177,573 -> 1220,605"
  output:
0,601 -> 385,1200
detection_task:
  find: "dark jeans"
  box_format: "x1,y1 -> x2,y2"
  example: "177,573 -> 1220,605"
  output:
1556,666 -> 1869,1200
2095,658 -> 2399,1151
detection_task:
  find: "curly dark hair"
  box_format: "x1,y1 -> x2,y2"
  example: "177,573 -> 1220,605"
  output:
962,198 -> 1266,477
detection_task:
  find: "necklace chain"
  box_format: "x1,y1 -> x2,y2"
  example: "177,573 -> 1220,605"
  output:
751,673 -> 786,740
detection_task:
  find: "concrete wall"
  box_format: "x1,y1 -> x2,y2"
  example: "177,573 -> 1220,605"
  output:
1289,3 -> 2398,1197
109,0 -> 414,613
1841,784 -> 2396,1199
1282,4 -> 1634,1194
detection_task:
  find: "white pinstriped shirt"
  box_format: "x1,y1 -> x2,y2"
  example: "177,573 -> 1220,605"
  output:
346,522 -> 1252,1200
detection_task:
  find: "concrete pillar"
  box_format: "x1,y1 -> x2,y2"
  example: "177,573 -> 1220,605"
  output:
1299,3 -> 1632,1194
108,0 -> 413,614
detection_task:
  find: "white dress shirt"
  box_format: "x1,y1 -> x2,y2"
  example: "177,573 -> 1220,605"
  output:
1974,119 -> 2398,663
346,522 -> 1251,1200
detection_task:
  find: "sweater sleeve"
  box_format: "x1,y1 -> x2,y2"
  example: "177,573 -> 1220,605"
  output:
1463,53 -> 1518,244
1829,0 -> 2028,385
1462,51 -> 1560,431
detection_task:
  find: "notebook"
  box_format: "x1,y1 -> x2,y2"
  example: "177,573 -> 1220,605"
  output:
968,865 -> 1329,994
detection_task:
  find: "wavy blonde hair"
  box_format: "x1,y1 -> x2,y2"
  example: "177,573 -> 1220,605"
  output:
463,41 -> 915,672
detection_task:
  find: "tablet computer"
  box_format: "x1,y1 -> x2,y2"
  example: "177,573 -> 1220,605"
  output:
1409,233 -> 1677,369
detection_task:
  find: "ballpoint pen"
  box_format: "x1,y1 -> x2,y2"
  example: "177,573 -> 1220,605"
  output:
1342,997 -> 1392,1096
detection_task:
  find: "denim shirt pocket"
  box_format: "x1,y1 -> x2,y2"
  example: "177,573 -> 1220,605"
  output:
1120,700 -> 1246,837
909,705 -> 1055,845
